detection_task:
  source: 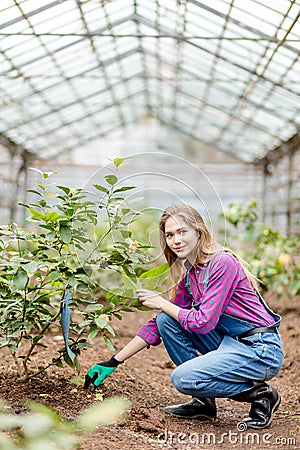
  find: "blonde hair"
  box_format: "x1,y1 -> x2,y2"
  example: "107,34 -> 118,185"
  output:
159,203 -> 259,295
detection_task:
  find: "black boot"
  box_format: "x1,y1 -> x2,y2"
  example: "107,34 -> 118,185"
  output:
231,382 -> 281,430
164,397 -> 217,421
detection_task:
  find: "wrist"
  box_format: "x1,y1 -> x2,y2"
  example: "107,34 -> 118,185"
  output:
160,298 -> 169,310
111,355 -> 123,366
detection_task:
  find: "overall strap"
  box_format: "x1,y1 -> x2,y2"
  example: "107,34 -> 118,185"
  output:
185,263 -> 210,297
255,289 -> 282,326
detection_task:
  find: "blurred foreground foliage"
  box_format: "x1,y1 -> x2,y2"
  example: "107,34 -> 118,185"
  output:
0,396 -> 129,450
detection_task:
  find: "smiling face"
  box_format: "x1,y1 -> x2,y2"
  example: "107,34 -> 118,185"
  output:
164,215 -> 199,262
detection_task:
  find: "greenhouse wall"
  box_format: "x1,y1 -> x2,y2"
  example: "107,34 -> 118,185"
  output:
262,146 -> 300,236
0,120 -> 264,239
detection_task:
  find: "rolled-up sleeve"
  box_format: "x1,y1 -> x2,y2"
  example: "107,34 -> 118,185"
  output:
136,317 -> 161,346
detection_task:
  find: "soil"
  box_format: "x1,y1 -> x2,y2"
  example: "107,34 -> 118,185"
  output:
0,295 -> 299,450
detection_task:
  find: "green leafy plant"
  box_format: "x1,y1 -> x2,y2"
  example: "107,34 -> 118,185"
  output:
222,198 -> 300,297
0,158 -> 151,380
107,262 -> 171,311
0,396 -> 130,450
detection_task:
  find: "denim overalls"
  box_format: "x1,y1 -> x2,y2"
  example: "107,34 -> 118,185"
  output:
156,267 -> 284,398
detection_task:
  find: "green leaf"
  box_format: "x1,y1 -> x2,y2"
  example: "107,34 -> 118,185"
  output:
77,283 -> 90,294
70,376 -> 84,386
29,207 -> 45,219
49,271 -> 62,282
18,202 -> 30,209
122,273 -> 141,290
120,230 -> 132,239
113,157 -> 125,167
63,352 -> 75,368
67,275 -> 76,287
103,336 -> 115,352
43,171 -> 57,179
59,226 -> 72,244
45,212 -> 60,222
38,199 -> 47,207
85,304 -> 104,311
88,329 -> 98,340
57,185 -> 70,194
94,184 -> 109,194
76,397 -> 130,431
28,167 -> 44,176
105,175 -> 118,186
95,317 -> 108,328
52,358 -> 63,368
74,355 -> 81,373
13,268 -> 29,290
291,279 -> 300,295
26,189 -> 43,197
140,263 -> 169,279
113,186 -> 135,193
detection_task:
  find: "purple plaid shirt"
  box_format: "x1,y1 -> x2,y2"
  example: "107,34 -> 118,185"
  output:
136,252 -> 276,346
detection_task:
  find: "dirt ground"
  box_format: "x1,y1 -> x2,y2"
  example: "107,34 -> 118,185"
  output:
0,294 -> 299,450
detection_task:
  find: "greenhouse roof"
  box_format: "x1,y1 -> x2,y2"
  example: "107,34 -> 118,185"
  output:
0,0 -> 299,163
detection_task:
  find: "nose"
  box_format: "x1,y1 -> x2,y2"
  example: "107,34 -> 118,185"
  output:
174,233 -> 182,244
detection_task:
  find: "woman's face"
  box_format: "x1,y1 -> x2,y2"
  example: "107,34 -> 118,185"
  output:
164,215 -> 199,262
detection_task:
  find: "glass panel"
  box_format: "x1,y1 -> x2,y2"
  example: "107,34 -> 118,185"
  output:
0,0 -> 299,162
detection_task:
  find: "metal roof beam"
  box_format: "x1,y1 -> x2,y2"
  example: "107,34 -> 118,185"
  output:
1,47 -> 139,132
188,0 -> 300,55
0,132 -> 33,157
135,14 -> 300,99
210,6 -> 300,148
0,14 -> 135,75
254,133 -> 300,166
10,89 -> 146,152
0,0 -> 63,31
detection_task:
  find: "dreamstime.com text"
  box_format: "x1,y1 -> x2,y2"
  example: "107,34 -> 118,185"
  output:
157,428 -> 297,446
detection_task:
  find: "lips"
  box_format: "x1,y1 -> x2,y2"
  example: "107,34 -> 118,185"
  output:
174,246 -> 185,252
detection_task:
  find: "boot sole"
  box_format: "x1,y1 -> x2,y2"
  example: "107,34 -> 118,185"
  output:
240,393 -> 281,430
164,410 -> 217,421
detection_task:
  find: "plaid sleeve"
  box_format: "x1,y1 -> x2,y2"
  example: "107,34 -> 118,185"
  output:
136,317 -> 162,346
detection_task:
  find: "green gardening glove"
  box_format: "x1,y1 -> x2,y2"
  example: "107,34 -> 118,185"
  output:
84,356 -> 123,389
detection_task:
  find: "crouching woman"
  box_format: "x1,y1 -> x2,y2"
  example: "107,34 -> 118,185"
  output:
85,203 -> 284,430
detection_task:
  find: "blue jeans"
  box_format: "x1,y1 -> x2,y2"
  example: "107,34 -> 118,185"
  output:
156,312 -> 284,398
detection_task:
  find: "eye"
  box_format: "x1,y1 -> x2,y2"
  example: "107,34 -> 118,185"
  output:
165,233 -> 173,239
180,230 -> 187,235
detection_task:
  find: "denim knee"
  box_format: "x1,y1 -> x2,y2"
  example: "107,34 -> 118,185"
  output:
156,311 -> 174,333
170,366 -> 183,392
171,365 -> 195,394
171,364 -> 213,396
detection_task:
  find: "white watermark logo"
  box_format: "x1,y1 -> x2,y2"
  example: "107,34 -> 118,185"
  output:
157,427 -> 297,446
236,421 -> 248,431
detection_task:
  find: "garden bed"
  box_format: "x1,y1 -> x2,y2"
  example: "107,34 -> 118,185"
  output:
0,295 -> 299,450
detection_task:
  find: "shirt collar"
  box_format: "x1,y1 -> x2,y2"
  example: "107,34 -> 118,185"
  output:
184,260 -> 208,271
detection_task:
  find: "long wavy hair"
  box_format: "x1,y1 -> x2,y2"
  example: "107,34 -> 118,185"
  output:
159,203 -> 259,296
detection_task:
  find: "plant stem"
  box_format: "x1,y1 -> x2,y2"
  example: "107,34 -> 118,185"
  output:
9,348 -> 24,378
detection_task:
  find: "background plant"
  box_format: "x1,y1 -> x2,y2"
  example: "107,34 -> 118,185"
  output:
0,158 -> 153,380
0,396 -> 129,450
221,198 -> 300,298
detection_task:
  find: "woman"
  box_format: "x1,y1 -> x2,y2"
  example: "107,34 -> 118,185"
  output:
84,203 -> 284,430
